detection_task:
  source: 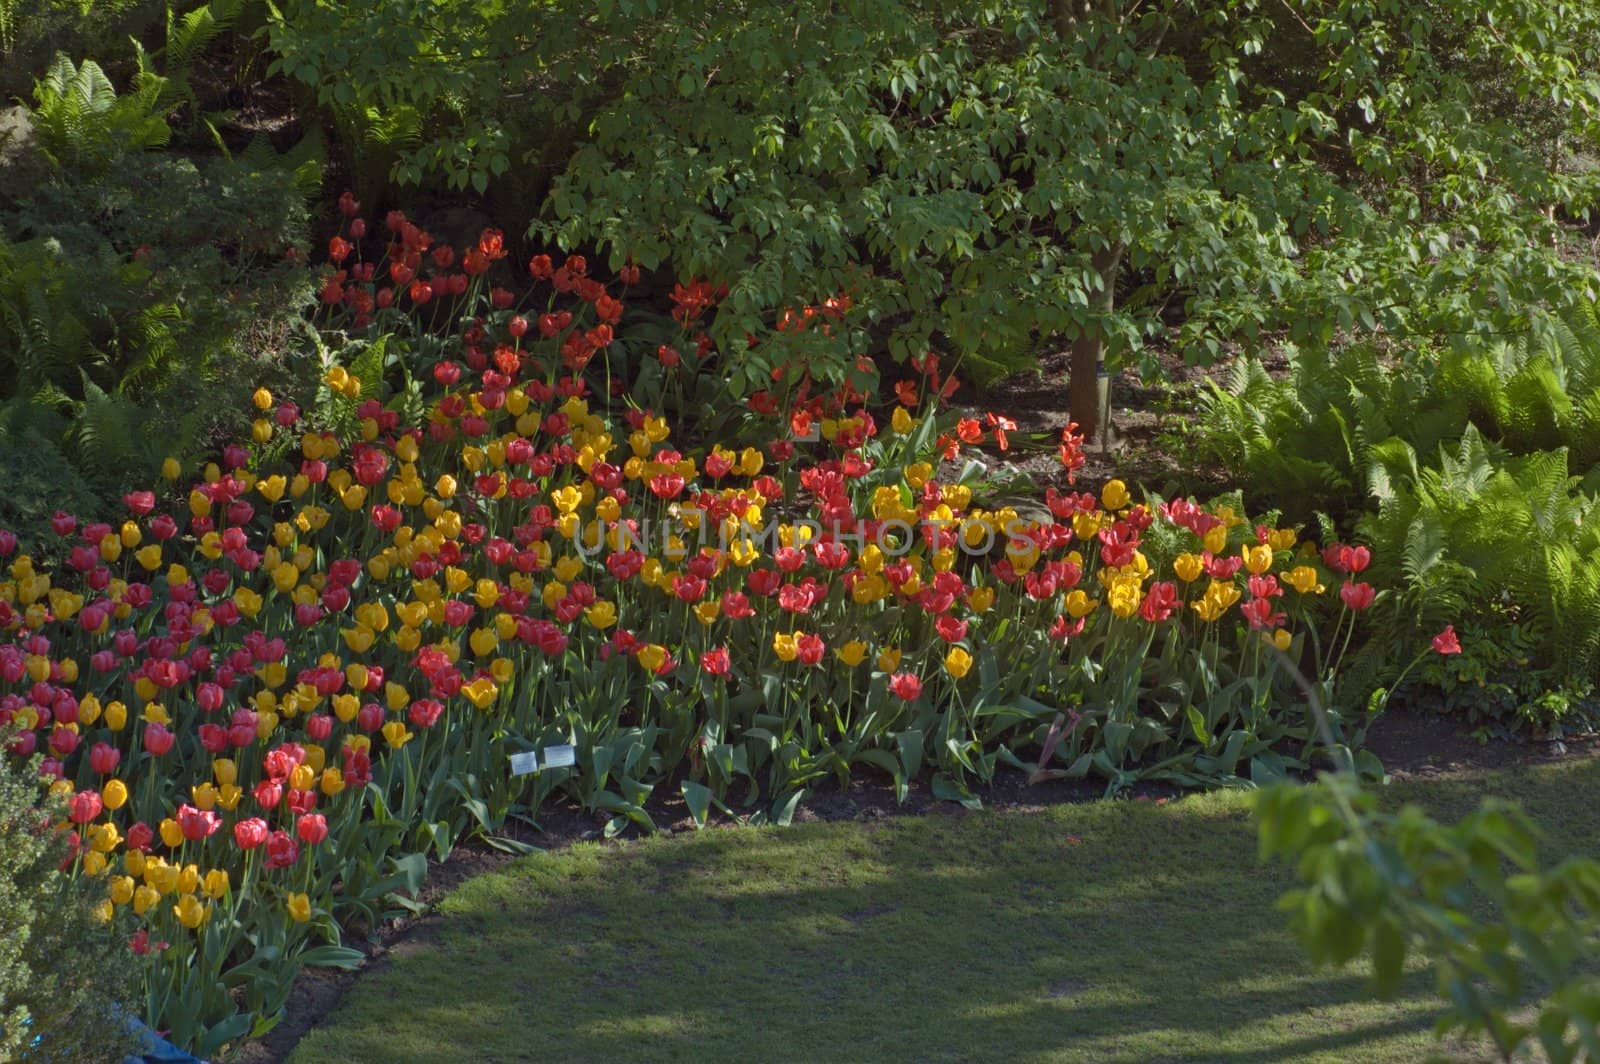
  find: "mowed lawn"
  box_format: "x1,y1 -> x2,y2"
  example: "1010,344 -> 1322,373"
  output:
288,756 -> 1600,1063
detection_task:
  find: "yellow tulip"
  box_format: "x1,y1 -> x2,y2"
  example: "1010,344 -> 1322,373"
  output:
88,821 -> 122,853
1191,580 -> 1242,623
1284,566 -> 1324,594
1064,590 -> 1100,619
133,885 -> 160,916
469,627 -> 498,657
836,640 -> 868,667
1107,576 -> 1142,619
287,892 -> 312,923
173,893 -> 207,930
944,647 -> 973,679
271,561 -> 299,594
463,676 -> 499,710
1100,479 -> 1131,511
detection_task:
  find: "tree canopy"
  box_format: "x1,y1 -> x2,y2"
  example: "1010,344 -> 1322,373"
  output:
269,0 -> 1600,434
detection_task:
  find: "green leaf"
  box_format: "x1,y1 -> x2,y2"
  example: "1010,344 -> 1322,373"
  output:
681,780 -> 712,828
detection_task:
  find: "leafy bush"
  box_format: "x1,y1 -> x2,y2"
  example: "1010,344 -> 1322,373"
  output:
1257,774 -> 1600,1062
0,397 -> 122,552
265,0 -> 1600,438
0,49 -> 320,522
0,732 -> 133,1063
0,0 -> 164,98
1195,311 -> 1600,727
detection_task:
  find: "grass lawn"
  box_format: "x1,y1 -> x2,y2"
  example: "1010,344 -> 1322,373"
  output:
288,756 -> 1600,1063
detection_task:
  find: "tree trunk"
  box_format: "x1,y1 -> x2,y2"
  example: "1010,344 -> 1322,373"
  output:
1069,242 -> 1123,445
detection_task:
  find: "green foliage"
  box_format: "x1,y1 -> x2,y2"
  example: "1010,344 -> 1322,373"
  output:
0,42 -> 320,503
1360,429 -> 1600,685
1195,306 -> 1600,719
1257,774 -> 1600,1063
265,0 -> 1600,394
0,396 -> 117,551
1411,602 -> 1599,740
0,0 -> 165,98
0,734 -> 134,1063
28,54 -> 171,173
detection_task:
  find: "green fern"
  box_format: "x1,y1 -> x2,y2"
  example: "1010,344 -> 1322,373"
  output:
29,54 -> 170,172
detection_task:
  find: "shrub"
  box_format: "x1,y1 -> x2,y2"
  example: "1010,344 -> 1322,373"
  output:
1257,774 -> 1600,1062
265,0 -> 1600,438
1194,311 -> 1600,728
0,731 -> 133,1063
0,52 -> 320,517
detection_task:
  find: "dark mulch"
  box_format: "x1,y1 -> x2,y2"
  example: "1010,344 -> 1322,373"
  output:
1363,701 -> 1596,777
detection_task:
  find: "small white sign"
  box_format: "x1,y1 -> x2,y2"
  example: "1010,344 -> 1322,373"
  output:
508,751 -> 539,776
542,744 -> 577,769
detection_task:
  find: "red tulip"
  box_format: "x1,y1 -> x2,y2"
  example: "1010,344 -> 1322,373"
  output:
89,742 -> 121,775
233,817 -> 268,850
296,813 -> 328,845
264,830 -> 299,869
701,647 -> 731,676
888,672 -> 924,701
176,804 -> 221,841
68,789 -> 103,824
253,779 -> 283,810
143,722 -> 175,756
1338,581 -> 1376,611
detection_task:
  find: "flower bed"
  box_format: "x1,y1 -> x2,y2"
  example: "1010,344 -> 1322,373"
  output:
0,213 -> 1386,1054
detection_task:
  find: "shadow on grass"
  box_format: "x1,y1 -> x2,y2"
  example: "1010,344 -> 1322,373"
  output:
287,757 -> 1600,1064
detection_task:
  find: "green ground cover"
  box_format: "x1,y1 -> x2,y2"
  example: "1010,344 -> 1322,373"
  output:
289,755 -> 1600,1063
